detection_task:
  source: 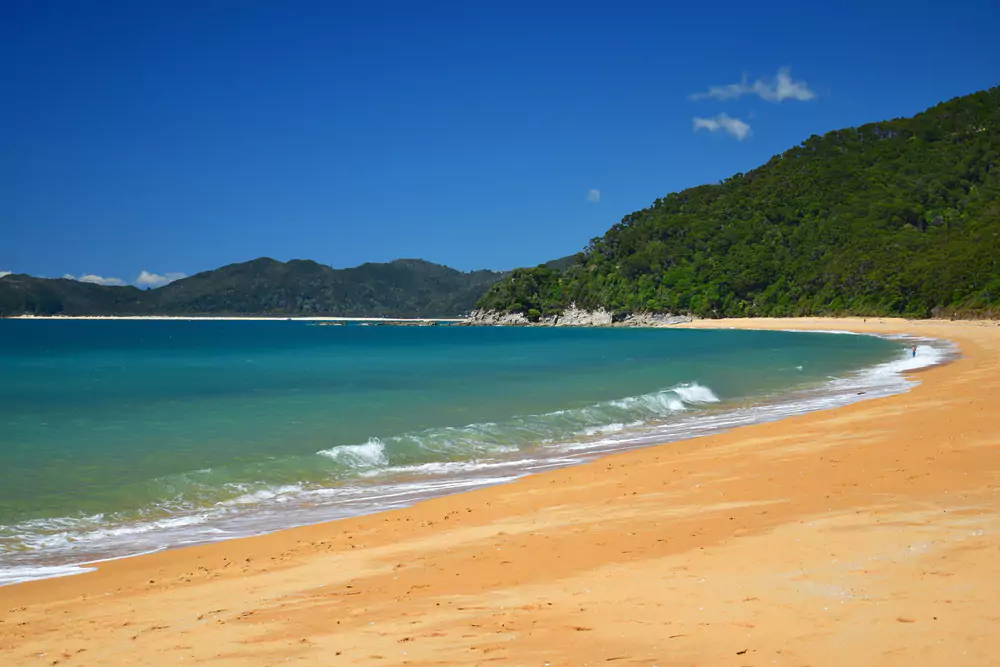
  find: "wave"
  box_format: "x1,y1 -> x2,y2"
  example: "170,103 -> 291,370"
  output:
552,339 -> 956,457
672,383 -> 721,404
315,382 -> 720,470
865,340 -> 945,374
317,439 -> 389,469
0,382 -> 720,579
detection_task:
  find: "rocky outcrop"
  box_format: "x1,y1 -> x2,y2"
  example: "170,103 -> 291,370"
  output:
551,304 -> 613,327
464,307 -> 692,327
464,309 -> 531,325
618,312 -> 693,327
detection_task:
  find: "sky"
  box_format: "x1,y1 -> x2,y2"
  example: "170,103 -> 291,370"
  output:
3,1 -> 1000,286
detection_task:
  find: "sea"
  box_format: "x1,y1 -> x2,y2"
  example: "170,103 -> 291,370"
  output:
0,320 -> 950,585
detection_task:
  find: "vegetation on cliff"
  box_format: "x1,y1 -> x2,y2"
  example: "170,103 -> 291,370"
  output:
478,87 -> 1000,319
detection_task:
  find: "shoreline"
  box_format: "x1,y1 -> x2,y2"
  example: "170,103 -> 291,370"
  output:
8,315 -> 464,322
0,327 -> 943,587
2,317 -> 999,665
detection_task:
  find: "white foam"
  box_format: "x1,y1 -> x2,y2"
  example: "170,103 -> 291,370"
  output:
360,456 -> 581,478
874,343 -> 944,374
0,563 -> 98,587
222,484 -> 306,506
583,422 -> 626,436
672,383 -> 720,404
12,512 -> 215,552
317,438 -> 388,468
552,336 -> 954,457
314,384 -> 717,472
609,393 -> 685,412
776,328 -> 863,336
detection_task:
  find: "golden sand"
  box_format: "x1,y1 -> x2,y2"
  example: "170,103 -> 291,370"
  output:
2,318 -> 999,666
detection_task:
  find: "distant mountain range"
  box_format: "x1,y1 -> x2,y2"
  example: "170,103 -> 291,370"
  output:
0,258 -> 508,318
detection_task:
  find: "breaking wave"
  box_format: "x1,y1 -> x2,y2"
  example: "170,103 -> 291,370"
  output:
315,383 -> 720,467
317,439 -> 389,468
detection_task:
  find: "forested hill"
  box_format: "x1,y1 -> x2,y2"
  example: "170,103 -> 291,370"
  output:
478,86 -> 1000,319
0,258 -> 505,317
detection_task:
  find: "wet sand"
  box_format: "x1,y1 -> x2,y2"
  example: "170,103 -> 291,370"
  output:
2,317 -> 999,666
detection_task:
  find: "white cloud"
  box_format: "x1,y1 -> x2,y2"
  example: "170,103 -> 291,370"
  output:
691,67 -> 815,103
0,271 -> 10,278
63,273 -> 127,286
693,113 -> 752,141
586,189 -> 601,204
136,270 -> 187,288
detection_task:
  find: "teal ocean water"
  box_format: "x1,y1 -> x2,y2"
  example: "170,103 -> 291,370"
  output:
0,321 -> 943,584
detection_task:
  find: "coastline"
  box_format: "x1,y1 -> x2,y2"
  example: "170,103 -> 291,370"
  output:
2,317 -> 999,666
0,326 -> 936,586
9,315 -> 464,322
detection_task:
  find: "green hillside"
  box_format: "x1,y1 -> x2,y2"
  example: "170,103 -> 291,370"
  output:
0,258 -> 504,317
478,86 -> 1000,319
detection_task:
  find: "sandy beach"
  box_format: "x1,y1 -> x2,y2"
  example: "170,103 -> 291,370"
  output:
2,317 -> 998,666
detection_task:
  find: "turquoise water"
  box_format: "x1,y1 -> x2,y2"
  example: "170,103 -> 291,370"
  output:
0,321 -> 916,583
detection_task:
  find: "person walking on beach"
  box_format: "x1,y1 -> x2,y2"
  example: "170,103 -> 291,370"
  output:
912,345 -> 917,357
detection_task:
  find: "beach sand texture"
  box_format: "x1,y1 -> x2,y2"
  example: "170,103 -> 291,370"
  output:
1,318 -> 998,666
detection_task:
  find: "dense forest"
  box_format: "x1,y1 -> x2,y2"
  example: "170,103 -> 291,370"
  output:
0,258 -> 504,317
478,87 -> 1000,319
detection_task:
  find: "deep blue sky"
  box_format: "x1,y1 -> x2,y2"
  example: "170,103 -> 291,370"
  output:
3,1 -> 1000,285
